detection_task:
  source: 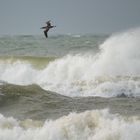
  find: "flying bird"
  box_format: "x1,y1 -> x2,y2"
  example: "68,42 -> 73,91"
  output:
41,20 -> 56,38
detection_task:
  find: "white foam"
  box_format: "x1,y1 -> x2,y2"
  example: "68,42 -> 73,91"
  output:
94,28 -> 140,76
0,110 -> 140,140
1,28 -> 140,97
0,61 -> 38,85
37,28 -> 140,97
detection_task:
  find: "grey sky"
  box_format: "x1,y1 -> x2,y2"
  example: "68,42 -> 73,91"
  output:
0,0 -> 140,35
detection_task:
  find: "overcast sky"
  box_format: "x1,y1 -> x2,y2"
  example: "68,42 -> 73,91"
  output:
0,0 -> 140,35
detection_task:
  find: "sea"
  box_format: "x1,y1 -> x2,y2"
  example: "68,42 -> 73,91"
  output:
0,28 -> 140,140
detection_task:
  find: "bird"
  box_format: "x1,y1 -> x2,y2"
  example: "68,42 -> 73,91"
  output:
41,20 -> 56,38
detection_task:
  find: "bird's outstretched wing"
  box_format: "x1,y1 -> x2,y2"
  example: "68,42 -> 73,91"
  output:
41,26 -> 46,29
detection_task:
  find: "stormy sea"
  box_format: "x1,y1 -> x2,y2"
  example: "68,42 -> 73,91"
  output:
0,28 -> 140,140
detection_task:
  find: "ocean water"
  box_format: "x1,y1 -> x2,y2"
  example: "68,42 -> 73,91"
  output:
0,29 -> 140,140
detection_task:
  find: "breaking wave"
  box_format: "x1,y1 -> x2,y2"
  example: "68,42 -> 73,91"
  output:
0,109 -> 140,140
0,28 -> 140,97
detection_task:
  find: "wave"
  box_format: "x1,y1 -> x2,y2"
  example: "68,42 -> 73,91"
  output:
1,28 -> 140,97
0,83 -> 76,120
0,56 -> 56,69
0,109 -> 140,140
1,83 -> 140,120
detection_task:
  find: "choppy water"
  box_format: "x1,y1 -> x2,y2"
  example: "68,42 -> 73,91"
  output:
0,29 -> 140,140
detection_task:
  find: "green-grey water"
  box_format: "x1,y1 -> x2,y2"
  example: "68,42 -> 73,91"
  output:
0,84 -> 140,121
0,32 -> 140,140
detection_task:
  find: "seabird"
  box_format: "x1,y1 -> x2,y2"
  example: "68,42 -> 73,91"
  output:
41,20 -> 56,38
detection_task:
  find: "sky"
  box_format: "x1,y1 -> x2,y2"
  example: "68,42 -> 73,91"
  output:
0,0 -> 140,35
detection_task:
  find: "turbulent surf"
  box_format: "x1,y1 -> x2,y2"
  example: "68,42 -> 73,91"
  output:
0,29 -> 140,139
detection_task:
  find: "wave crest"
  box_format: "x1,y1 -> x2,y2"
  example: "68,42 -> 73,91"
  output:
1,28 -> 140,97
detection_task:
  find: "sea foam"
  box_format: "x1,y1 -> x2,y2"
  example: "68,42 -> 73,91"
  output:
0,110 -> 140,140
0,28 -> 140,97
